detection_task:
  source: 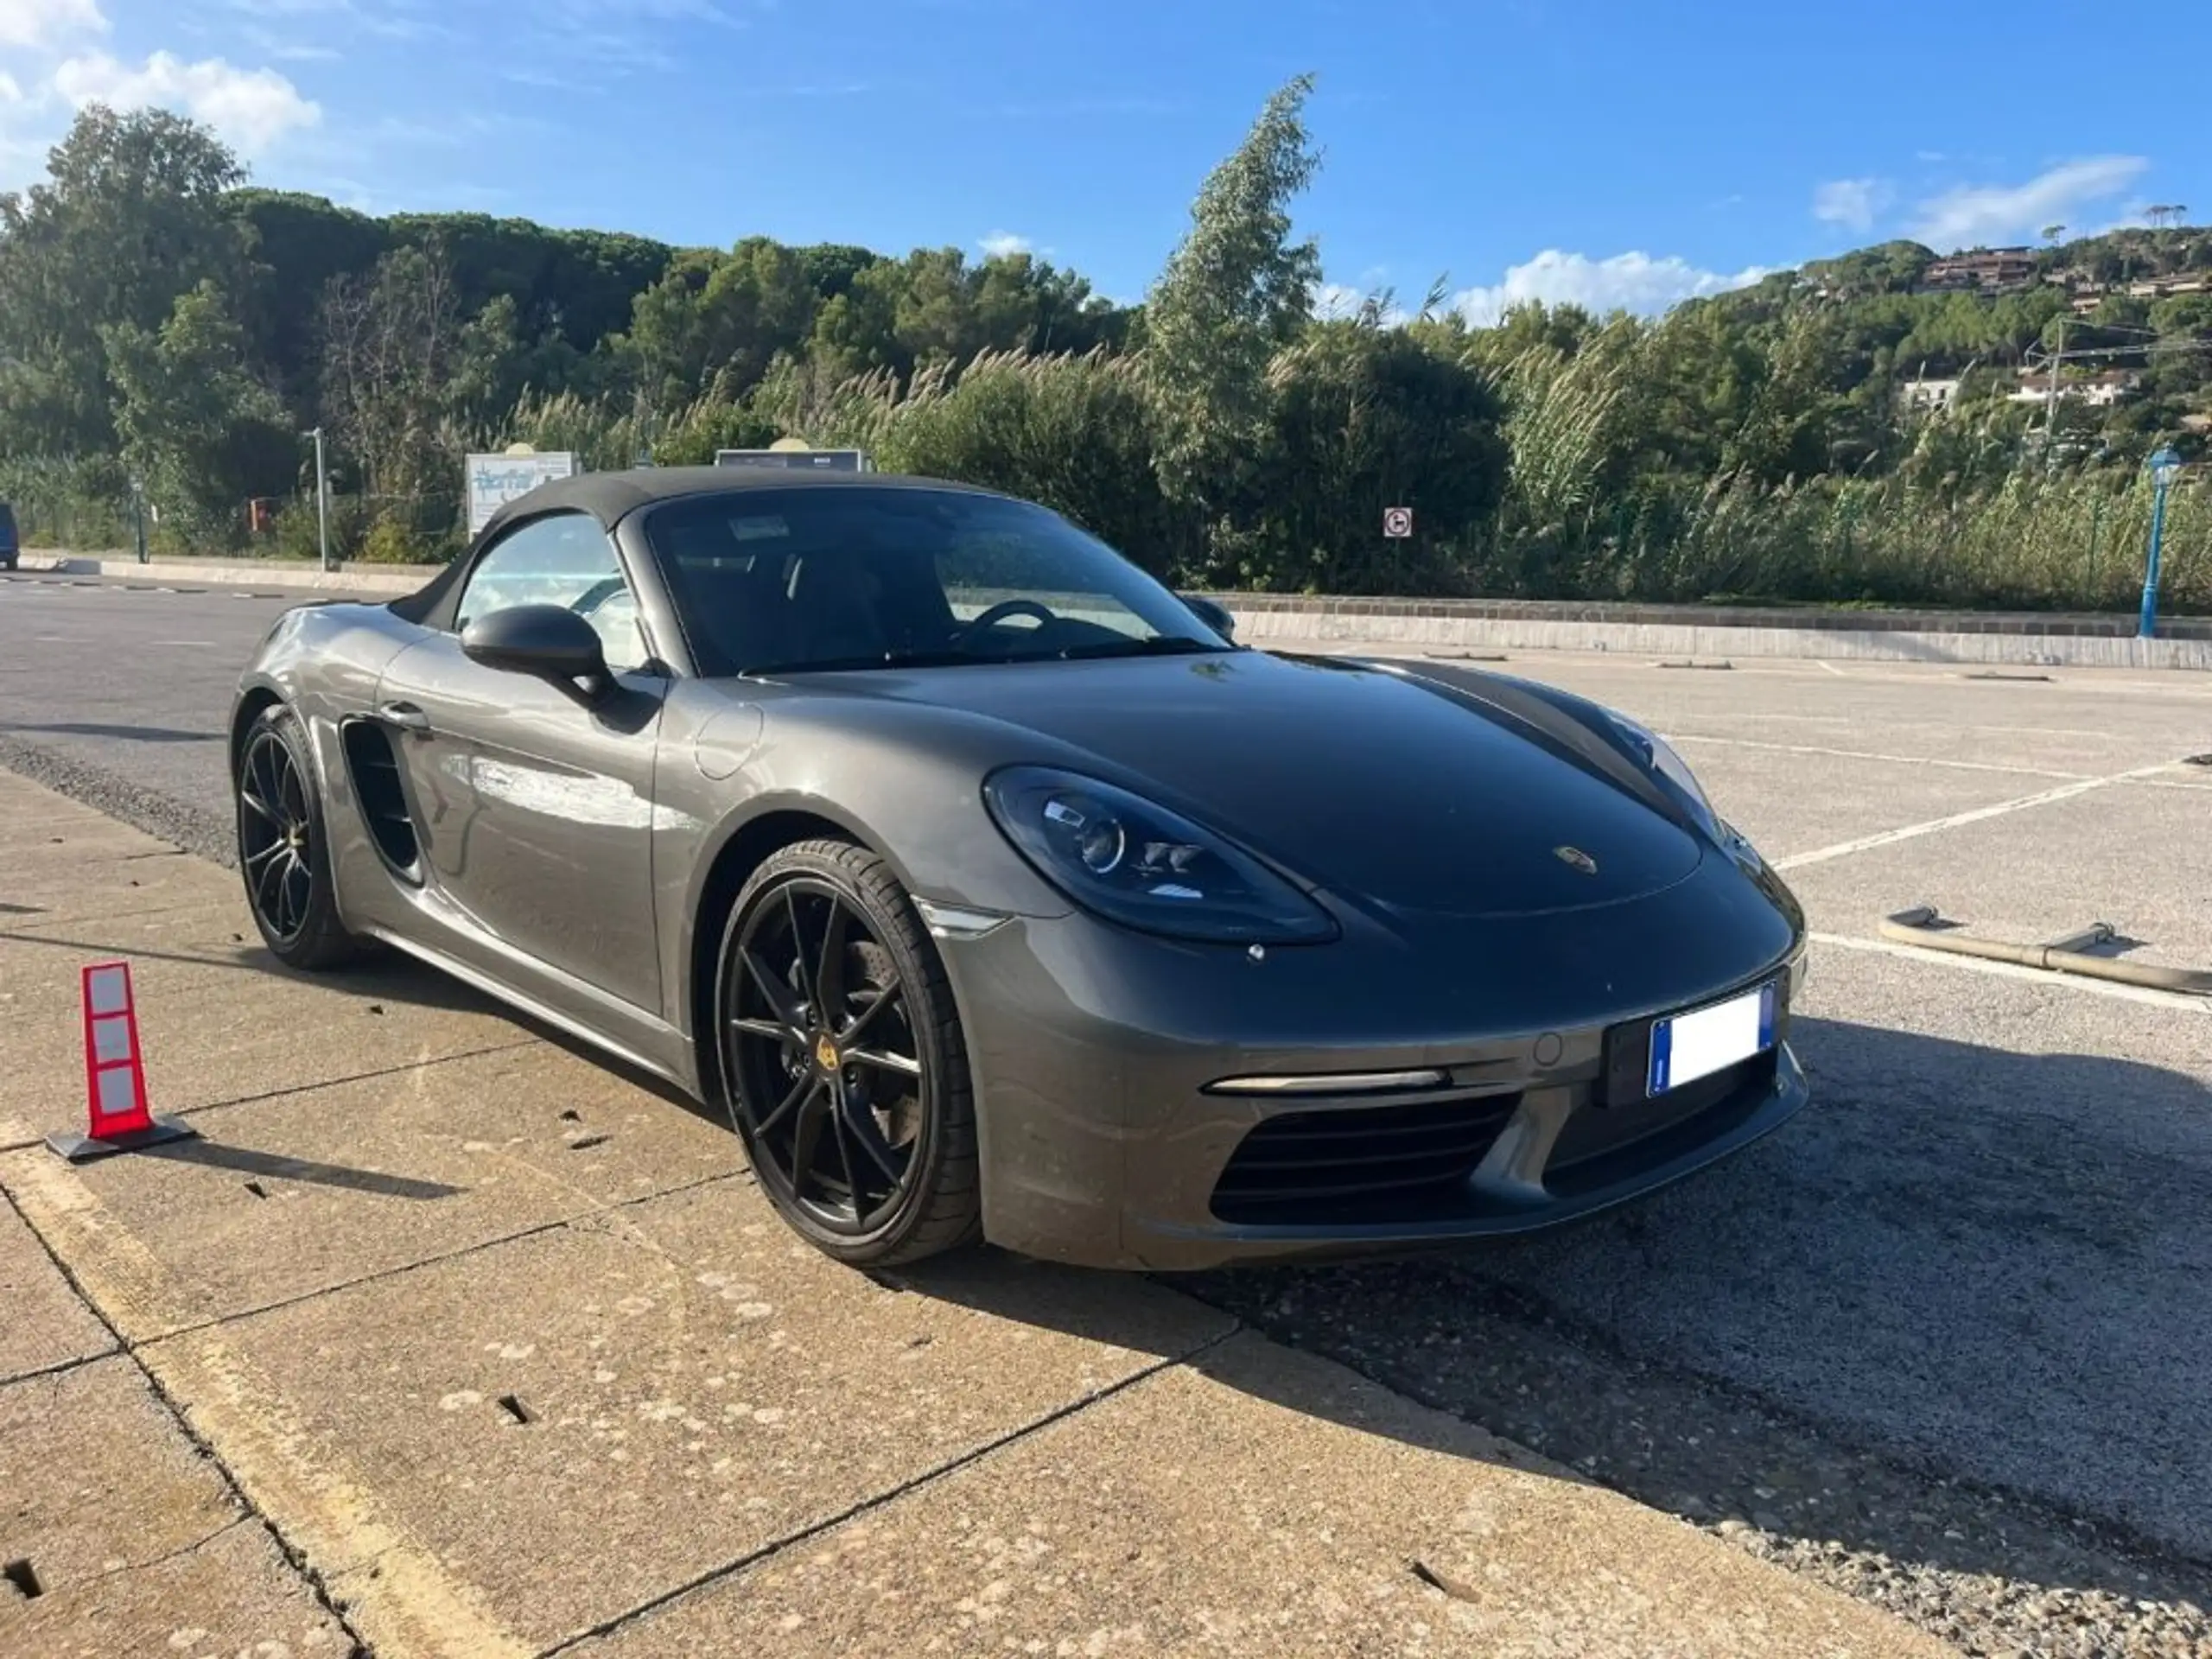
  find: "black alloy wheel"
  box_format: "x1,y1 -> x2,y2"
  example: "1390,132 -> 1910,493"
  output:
235,703 -> 362,969
718,840 -> 979,1266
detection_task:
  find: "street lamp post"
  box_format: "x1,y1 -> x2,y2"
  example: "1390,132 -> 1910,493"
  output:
304,426 -> 332,572
2139,446 -> 2183,639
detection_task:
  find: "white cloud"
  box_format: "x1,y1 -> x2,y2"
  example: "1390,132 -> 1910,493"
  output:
977,231 -> 1032,259
1909,156 -> 2147,251
1452,250 -> 1769,326
1812,176 -> 1891,233
1313,282 -> 1363,319
0,0 -> 106,50
51,51 -> 321,155
1311,282 -> 1409,325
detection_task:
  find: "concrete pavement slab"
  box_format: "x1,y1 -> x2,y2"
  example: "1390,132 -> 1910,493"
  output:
201,1183 -> 1236,1649
0,1519 -> 349,1659
0,944 -> 533,1148
0,1356 -> 241,1594
0,1041 -> 742,1334
582,1329 -> 1944,1659
0,1198 -> 111,1384
0,839 -> 226,924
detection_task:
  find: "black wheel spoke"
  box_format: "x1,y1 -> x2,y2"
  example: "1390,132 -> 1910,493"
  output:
814,900 -> 849,1025
254,741 -> 285,824
278,759 -> 307,824
723,869 -> 931,1239
830,1105 -> 864,1216
251,842 -> 288,914
280,854 -> 309,931
756,1072 -> 818,1140
841,1095 -> 906,1183
741,948 -> 805,1028
838,985 -> 896,1046
239,730 -> 316,945
847,1046 -> 922,1077
788,1083 -> 831,1189
783,886 -> 818,1009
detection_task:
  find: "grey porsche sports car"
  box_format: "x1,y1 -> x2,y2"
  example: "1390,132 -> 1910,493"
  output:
230,467 -> 1808,1270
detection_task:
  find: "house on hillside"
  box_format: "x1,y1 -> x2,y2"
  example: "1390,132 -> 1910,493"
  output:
1923,248 -> 2038,294
1901,377 -> 1964,411
2005,368 -> 2141,408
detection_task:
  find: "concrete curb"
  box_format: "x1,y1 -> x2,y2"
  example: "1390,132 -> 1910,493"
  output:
23,550 -> 2210,669
22,553 -> 435,594
1229,608 -> 2212,671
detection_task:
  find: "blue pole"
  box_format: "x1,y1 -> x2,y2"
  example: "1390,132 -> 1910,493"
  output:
2139,474 -> 2170,639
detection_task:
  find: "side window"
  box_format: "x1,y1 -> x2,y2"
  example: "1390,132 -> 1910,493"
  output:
454,512 -> 650,671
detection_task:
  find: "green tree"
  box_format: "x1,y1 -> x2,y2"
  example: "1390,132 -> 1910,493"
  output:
1240,321 -> 1509,592
0,107 -> 250,454
318,242 -> 470,510
1141,73 -> 1323,512
104,280 -> 295,543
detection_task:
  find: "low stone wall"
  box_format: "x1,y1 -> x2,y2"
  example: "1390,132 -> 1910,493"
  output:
26,551 -> 2209,669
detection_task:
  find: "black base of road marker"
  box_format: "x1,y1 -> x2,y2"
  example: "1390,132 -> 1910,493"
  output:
45,1116 -> 198,1164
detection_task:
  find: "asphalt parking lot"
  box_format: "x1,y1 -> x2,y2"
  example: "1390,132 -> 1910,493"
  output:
3,571 -> 2209,1656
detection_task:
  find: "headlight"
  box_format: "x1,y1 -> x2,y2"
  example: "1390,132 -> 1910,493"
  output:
983,766 -> 1338,944
1605,713 -> 1724,837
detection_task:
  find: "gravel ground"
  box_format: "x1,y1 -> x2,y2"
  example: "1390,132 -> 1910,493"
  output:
1185,1258 -> 2210,1658
0,731 -> 230,866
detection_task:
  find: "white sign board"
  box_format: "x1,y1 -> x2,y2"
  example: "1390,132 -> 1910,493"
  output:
1383,506 -> 1414,538
466,451 -> 577,535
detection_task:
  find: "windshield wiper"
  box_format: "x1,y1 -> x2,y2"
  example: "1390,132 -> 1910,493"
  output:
1054,636 -> 1233,661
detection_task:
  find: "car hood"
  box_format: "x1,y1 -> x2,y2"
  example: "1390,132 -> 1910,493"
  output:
821,650 -> 1706,919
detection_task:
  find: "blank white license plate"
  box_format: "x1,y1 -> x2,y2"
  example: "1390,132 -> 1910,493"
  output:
1647,982 -> 1777,1096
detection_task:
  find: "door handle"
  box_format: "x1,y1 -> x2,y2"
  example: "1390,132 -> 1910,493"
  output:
377,701 -> 432,733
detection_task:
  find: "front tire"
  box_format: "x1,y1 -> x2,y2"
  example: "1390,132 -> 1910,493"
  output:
716,839 -> 981,1267
235,703 -> 364,969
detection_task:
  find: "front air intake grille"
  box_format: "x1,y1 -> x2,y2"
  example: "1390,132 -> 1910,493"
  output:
1210,1093 -> 1519,1226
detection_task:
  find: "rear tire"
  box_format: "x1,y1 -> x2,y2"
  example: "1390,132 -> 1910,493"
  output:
235,702 -> 365,970
716,839 -> 982,1268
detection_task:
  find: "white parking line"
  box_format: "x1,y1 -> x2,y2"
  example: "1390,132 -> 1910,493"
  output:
1809,931 -> 2212,1014
1670,733 -> 2085,780
1814,659 -> 1844,677
1773,761 -> 2184,870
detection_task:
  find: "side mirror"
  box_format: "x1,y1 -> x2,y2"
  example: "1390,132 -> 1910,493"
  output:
1181,593 -> 1236,642
461,604 -> 609,690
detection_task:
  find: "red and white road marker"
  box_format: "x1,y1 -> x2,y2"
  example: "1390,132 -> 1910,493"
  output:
45,960 -> 197,1163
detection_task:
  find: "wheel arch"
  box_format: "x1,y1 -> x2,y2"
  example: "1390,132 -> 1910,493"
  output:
228,678 -> 287,778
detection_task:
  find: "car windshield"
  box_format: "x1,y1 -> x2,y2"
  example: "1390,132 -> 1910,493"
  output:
642,486 -> 1231,677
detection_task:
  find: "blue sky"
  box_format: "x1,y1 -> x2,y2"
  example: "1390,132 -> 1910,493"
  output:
3,0 -> 2203,320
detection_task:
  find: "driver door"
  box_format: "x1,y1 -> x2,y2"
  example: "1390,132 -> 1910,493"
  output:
374,511 -> 667,1015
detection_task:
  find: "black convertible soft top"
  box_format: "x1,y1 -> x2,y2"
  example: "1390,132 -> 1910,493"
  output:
390,466 -> 1000,625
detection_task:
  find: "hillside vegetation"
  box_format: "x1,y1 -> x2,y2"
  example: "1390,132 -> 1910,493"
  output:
0,86 -> 2203,612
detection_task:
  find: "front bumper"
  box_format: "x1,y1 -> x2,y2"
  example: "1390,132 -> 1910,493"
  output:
939,856 -> 1810,1272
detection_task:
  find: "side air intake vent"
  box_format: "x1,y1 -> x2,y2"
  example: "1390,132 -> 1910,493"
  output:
342,719 -> 421,878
